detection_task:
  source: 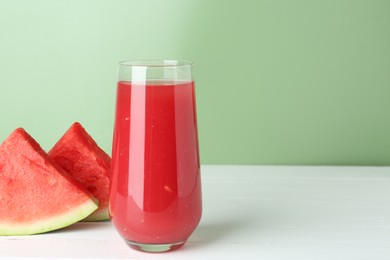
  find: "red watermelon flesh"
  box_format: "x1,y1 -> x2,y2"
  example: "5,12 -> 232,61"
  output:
49,122 -> 111,221
0,128 -> 98,235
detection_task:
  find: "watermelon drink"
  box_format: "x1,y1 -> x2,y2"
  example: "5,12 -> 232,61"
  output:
110,60 -> 202,253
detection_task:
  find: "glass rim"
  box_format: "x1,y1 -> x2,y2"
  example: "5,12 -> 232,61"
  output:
119,60 -> 193,68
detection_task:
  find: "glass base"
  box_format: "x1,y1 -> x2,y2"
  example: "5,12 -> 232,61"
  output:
125,239 -> 186,253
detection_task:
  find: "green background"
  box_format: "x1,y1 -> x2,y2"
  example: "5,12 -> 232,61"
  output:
1,0 -> 389,165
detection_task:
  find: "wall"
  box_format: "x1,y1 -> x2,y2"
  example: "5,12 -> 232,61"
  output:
0,0 -> 389,165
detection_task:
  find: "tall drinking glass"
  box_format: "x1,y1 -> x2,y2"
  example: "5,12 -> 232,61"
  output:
110,60 -> 202,253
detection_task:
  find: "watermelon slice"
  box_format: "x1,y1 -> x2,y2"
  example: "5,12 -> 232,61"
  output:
0,128 -> 98,236
49,122 -> 111,221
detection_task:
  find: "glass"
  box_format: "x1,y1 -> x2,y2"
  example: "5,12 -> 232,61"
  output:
110,60 -> 202,253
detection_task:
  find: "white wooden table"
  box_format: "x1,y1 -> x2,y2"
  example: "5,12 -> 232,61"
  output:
1,165 -> 390,259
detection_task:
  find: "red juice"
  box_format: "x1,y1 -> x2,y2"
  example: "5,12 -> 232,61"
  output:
110,80 -> 202,246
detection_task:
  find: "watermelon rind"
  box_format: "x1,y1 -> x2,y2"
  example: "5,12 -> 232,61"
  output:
83,207 -> 109,222
0,199 -> 98,236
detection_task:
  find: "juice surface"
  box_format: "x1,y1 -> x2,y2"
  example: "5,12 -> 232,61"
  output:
110,80 -> 202,244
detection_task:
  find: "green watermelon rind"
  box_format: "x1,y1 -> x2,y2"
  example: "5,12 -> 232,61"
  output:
83,207 -> 109,222
0,199 -> 98,236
